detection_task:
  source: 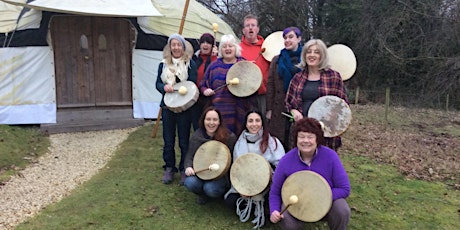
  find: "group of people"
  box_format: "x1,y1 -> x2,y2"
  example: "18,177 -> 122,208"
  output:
155,14 -> 350,230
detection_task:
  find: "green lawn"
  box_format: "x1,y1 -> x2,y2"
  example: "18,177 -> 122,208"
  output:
12,124 -> 459,230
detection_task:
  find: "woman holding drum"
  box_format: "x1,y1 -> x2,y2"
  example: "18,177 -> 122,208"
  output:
285,39 -> 348,150
266,26 -> 303,149
183,107 -> 236,204
269,117 -> 351,230
156,33 -> 197,185
224,110 -> 285,228
199,34 -> 253,134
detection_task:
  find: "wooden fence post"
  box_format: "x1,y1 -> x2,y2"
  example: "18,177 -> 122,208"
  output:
446,94 -> 449,112
354,87 -> 360,105
384,87 -> 390,129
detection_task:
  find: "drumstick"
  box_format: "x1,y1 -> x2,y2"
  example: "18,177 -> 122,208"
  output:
172,86 -> 188,95
281,112 -> 294,119
253,48 -> 266,62
212,23 -> 219,47
213,78 -> 240,92
195,163 -> 220,173
280,195 -> 299,215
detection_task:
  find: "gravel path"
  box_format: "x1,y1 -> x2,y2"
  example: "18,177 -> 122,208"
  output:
0,128 -> 137,230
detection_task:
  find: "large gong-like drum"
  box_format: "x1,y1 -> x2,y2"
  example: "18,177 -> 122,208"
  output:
327,44 -> 357,81
164,81 -> 199,113
261,31 -> 285,62
226,61 -> 262,97
307,95 -> 352,137
230,153 -> 272,197
193,140 -> 231,180
281,170 -> 332,222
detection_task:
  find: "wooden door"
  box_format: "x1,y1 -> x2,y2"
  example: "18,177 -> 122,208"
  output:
51,16 -> 136,108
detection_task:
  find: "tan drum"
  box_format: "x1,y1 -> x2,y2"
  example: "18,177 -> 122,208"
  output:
230,153 -> 272,197
226,61 -> 262,97
281,170 -> 332,222
261,31 -> 285,62
193,140 -> 231,180
327,44 -> 357,81
307,95 -> 352,137
164,81 -> 199,113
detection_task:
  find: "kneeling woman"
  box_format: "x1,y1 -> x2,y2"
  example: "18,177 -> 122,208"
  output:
269,118 -> 351,230
224,110 -> 285,228
184,107 -> 237,204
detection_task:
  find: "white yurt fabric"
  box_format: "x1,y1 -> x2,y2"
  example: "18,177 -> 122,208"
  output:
138,0 -> 237,40
0,2 -> 41,33
0,0 -> 162,17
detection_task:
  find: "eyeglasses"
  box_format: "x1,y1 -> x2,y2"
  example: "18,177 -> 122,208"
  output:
244,24 -> 258,28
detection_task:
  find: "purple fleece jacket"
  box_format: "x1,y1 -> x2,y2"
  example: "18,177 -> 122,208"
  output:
269,146 -> 350,214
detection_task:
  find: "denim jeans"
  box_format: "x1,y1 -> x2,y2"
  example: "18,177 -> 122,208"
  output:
184,175 -> 229,198
162,108 -> 192,172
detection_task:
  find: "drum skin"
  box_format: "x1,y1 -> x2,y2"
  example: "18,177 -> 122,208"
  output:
327,44 -> 357,81
193,140 -> 231,180
307,95 -> 352,137
164,81 -> 199,113
230,153 -> 272,197
226,61 -> 262,97
261,31 -> 284,62
281,170 -> 332,222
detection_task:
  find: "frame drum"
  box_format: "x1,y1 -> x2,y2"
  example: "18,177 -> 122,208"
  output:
230,153 -> 272,197
193,140 -> 231,180
164,81 -> 199,113
281,170 -> 332,222
327,44 -> 357,81
307,95 -> 352,137
261,31 -> 284,62
226,61 -> 262,97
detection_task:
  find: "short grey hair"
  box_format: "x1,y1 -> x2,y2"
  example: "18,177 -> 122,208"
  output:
218,34 -> 242,58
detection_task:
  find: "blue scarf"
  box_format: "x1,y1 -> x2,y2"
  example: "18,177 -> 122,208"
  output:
277,45 -> 302,92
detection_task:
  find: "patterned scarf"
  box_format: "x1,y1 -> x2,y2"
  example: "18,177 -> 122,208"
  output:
277,45 -> 302,92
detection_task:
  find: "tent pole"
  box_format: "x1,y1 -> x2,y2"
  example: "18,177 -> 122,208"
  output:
152,0 -> 191,138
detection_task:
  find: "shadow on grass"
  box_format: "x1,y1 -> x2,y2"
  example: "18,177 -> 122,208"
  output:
16,124 -> 460,230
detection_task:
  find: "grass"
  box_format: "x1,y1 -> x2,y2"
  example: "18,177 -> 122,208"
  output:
0,125 -> 49,182
1,105 -> 459,229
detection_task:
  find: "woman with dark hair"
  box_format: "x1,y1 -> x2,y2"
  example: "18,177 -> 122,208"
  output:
224,110 -> 285,228
184,107 -> 237,204
269,117 -> 351,230
191,33 -> 218,130
266,26 -> 302,149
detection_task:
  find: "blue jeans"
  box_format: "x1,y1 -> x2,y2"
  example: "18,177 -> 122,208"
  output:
162,108 -> 192,172
184,175 -> 229,198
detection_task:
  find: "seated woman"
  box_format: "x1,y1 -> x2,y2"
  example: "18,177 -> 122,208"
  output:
269,117 -> 351,230
183,107 -> 237,205
224,110 -> 285,228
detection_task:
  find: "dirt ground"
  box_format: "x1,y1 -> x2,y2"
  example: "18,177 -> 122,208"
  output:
341,105 -> 459,189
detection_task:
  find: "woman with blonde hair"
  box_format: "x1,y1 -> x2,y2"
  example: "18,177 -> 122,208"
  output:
285,39 -> 348,150
156,33 -> 197,185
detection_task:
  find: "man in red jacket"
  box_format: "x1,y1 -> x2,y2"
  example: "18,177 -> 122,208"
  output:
240,14 -> 270,117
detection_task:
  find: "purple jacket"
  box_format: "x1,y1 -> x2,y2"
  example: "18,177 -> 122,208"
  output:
269,146 -> 350,214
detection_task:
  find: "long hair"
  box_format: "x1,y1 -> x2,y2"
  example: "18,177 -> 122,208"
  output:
199,106 -> 231,143
243,110 -> 278,153
297,39 -> 329,70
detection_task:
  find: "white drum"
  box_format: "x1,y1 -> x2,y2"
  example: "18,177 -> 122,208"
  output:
164,81 -> 199,113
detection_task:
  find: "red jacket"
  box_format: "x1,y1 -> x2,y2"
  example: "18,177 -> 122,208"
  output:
240,35 -> 270,95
